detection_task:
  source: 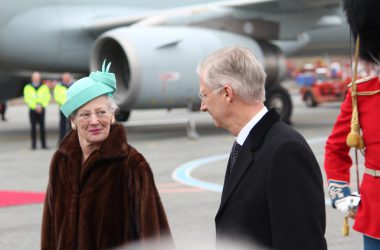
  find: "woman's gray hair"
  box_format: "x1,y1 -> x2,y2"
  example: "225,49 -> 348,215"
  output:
69,94 -> 119,120
106,95 -> 118,113
196,46 -> 266,103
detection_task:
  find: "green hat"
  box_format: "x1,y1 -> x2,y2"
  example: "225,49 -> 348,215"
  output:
61,61 -> 116,118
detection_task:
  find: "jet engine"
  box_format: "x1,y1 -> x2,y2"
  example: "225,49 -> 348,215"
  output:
91,27 -> 291,122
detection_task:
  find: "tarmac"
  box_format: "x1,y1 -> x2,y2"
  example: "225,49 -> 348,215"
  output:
0,91 -> 363,249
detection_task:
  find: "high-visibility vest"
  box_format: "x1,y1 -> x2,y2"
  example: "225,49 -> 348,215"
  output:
53,83 -> 68,107
23,83 -> 51,110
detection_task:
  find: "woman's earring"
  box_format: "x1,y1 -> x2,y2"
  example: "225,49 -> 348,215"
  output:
71,122 -> 76,130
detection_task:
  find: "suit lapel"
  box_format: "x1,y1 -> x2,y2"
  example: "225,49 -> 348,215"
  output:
216,109 -> 280,219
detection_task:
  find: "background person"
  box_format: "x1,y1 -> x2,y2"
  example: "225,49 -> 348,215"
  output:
54,72 -> 73,142
41,62 -> 171,250
0,101 -> 6,121
23,72 -> 50,149
196,46 -> 327,249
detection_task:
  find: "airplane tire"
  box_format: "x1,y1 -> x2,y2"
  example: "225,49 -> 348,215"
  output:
116,110 -> 131,122
265,85 -> 292,124
304,92 -> 317,107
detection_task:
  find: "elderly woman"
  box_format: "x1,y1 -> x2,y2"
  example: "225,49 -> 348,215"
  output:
41,63 -> 171,250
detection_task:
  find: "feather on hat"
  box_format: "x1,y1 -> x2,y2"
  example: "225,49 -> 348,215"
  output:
60,60 -> 116,118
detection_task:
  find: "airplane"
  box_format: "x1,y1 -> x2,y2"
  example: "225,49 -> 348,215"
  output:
0,0 -> 351,124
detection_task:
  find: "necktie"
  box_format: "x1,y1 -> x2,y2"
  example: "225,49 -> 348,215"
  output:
228,140 -> 241,174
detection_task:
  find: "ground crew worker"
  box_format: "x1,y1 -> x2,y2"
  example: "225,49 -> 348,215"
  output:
53,72 -> 73,142
23,72 -> 50,150
325,0 -> 380,249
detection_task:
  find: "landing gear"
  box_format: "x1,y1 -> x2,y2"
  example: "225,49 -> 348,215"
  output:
115,110 -> 131,122
265,85 -> 293,124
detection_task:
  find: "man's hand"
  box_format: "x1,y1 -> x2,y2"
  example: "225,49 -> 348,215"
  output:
35,105 -> 42,113
328,180 -> 360,218
335,194 -> 361,218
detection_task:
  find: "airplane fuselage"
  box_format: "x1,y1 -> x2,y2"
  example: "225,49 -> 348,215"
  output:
0,0 -> 352,123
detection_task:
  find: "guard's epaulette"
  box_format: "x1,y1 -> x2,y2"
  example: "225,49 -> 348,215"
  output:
347,76 -> 377,87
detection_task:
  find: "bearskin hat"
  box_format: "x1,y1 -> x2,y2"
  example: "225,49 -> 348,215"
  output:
344,0 -> 380,63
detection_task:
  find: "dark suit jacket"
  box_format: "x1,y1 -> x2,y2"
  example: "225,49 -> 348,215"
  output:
215,109 -> 327,250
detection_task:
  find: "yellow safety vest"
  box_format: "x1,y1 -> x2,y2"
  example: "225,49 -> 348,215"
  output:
53,83 -> 68,107
23,83 -> 51,110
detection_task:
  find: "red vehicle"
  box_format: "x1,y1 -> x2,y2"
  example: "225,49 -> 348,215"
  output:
297,68 -> 349,107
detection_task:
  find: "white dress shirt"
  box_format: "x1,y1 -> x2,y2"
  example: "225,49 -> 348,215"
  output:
235,106 -> 268,146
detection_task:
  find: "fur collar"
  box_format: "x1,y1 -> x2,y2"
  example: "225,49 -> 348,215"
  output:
59,123 -> 129,161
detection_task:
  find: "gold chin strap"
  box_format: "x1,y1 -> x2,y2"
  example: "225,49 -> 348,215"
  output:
346,35 -> 365,149
342,35 -> 364,237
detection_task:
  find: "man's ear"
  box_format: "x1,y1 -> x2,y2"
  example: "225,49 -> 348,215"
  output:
224,85 -> 234,102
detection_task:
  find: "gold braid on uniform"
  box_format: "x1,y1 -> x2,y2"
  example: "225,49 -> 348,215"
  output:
343,36 -> 364,236
357,90 -> 380,96
346,35 -> 365,149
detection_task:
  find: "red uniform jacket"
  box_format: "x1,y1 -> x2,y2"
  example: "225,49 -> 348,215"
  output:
325,76 -> 380,239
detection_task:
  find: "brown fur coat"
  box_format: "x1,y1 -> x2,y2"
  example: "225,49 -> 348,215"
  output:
41,124 -> 171,250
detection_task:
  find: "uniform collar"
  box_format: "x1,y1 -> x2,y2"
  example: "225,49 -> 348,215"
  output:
31,82 -> 41,88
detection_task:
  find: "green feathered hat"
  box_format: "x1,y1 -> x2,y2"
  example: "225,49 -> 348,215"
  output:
60,60 -> 116,118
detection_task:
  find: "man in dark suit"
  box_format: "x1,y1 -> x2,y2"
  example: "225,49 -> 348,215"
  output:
196,46 -> 327,250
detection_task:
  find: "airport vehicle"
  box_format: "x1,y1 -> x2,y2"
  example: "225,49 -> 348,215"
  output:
297,68 -> 349,107
0,0 -> 349,123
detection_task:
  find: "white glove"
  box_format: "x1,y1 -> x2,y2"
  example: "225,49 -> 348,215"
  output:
335,194 -> 361,216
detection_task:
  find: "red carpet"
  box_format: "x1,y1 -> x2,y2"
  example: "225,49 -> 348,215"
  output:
0,190 -> 45,207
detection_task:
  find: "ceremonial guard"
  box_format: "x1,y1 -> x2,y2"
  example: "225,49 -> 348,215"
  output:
325,0 -> 380,249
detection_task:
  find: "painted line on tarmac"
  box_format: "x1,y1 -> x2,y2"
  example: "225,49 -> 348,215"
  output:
172,136 -> 331,205
172,154 -> 228,193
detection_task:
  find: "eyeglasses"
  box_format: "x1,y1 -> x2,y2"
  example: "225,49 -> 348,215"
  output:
77,109 -> 111,121
198,86 -> 224,100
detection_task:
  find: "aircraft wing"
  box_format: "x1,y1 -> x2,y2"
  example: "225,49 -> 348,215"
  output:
86,0 -> 342,40
86,0 -> 275,34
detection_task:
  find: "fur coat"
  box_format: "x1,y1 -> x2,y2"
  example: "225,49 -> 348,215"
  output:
41,124 -> 171,250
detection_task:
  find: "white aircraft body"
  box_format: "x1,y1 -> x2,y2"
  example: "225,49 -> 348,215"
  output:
0,0 -> 350,122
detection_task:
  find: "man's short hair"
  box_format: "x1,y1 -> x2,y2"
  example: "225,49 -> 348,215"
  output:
197,46 -> 266,104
